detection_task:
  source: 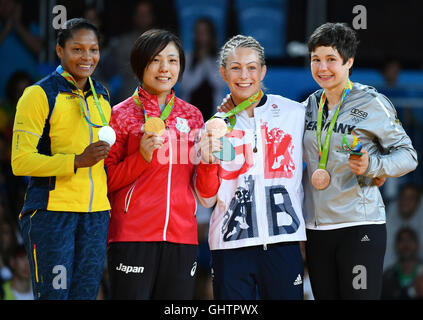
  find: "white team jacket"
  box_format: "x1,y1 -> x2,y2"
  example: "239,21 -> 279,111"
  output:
195,94 -> 306,250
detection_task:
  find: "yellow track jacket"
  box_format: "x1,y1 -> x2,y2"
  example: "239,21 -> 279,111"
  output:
11,70 -> 111,213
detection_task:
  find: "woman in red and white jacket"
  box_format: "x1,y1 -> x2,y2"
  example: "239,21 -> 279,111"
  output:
105,29 -> 204,300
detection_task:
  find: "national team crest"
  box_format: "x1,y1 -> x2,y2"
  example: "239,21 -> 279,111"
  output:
262,123 -> 295,179
175,117 -> 190,133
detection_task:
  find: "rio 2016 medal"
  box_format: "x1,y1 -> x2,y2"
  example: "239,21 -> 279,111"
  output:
98,126 -> 116,146
205,118 -> 235,161
144,117 -> 166,136
311,168 -> 331,190
206,118 -> 227,138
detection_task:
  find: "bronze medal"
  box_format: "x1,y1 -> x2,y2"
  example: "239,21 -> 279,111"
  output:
311,168 -> 331,190
206,118 -> 227,138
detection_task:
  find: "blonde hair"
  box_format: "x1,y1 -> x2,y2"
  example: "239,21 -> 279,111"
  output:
218,35 -> 265,68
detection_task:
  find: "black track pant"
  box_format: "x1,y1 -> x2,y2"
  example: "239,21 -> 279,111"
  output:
108,241 -> 198,300
305,224 -> 386,300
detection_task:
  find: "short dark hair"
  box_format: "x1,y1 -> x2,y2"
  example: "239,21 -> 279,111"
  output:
308,22 -> 359,65
56,18 -> 100,47
130,29 -> 185,83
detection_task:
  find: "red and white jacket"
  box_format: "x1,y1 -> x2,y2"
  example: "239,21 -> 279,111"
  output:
106,86 -> 204,245
195,94 -> 306,250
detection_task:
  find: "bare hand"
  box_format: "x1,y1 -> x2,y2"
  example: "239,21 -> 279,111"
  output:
198,132 -> 222,163
374,177 -> 386,187
217,94 -> 235,113
139,132 -> 164,163
75,141 -> 110,169
348,148 -> 369,175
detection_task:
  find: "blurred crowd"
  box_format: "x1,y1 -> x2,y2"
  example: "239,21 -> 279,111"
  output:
0,0 -> 423,300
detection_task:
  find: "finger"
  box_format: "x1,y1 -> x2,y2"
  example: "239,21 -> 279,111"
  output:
94,151 -> 108,162
210,140 -> 223,150
349,154 -> 361,161
375,177 -> 386,187
349,154 -> 366,165
92,140 -> 109,148
348,162 -> 360,174
153,141 -> 164,149
96,143 -> 111,151
151,135 -> 165,144
142,132 -> 156,140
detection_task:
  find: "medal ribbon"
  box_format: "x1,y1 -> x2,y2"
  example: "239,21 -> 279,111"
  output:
316,80 -> 353,169
132,87 -> 175,123
210,90 -> 264,131
57,65 -> 108,128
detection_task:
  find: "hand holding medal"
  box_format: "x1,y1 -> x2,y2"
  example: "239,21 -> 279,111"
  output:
98,126 -> 116,146
57,67 -> 115,167
202,90 -> 264,162
132,89 -> 174,163
348,148 -> 369,176
205,118 -> 236,162
335,132 -> 369,175
139,117 -> 165,163
198,118 -> 225,163
59,68 -> 117,148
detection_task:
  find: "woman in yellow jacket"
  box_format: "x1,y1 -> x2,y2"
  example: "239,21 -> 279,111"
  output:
11,18 -> 111,300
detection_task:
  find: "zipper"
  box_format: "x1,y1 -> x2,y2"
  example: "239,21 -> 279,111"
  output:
254,115 -> 269,250
124,181 -> 137,213
163,129 -> 173,241
82,94 -> 94,212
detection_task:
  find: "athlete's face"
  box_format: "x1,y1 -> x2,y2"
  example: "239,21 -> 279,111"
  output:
142,42 -> 180,98
220,47 -> 266,104
310,46 -> 353,92
56,28 -> 100,89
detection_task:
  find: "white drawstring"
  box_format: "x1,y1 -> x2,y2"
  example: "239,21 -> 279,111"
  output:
124,182 -> 137,213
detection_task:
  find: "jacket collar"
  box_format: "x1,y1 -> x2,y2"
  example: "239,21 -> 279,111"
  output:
136,85 -> 175,115
256,93 -> 267,108
54,65 -> 108,97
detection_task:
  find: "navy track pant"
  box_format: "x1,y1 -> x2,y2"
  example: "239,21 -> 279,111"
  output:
211,242 -> 304,300
19,209 -> 109,300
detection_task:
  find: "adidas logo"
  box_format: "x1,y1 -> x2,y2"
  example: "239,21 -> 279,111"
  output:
293,274 -> 302,286
361,235 -> 370,242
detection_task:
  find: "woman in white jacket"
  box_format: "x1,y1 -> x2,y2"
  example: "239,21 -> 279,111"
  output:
194,35 -> 306,300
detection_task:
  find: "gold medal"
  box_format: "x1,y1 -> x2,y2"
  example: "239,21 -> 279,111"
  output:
144,117 -> 166,136
311,168 -> 331,190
